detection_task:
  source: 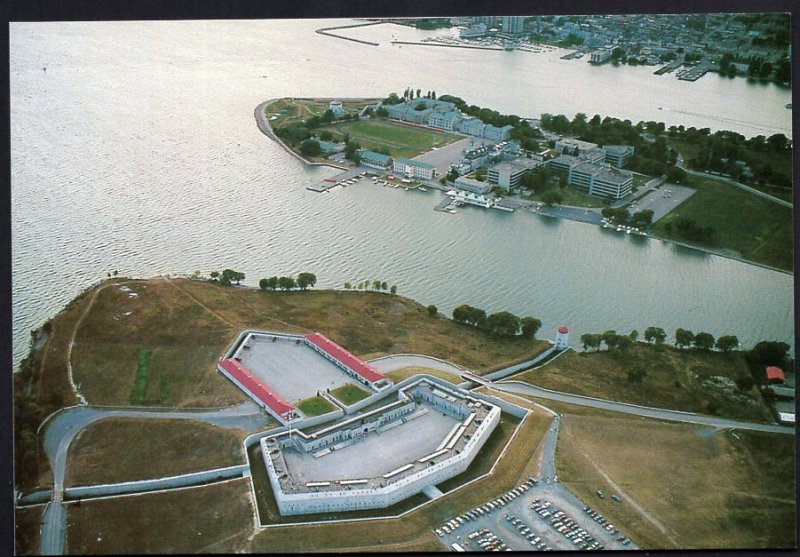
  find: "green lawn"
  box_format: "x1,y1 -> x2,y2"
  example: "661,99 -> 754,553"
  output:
319,118 -> 462,159
129,348 -> 152,405
526,185 -> 606,208
651,175 -> 793,270
296,396 -> 336,417
329,383 -> 370,405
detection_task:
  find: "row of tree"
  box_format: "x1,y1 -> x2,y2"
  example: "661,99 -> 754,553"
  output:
259,273 -> 317,291
601,207 -> 654,228
452,304 -> 542,338
580,327 -> 740,353
343,280 -> 397,294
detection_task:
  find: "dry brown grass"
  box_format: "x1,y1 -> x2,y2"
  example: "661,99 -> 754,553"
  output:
65,479 -> 254,554
558,412 -> 795,549
65,418 -> 248,486
247,409 -> 551,552
515,345 -> 773,422
385,366 -> 460,384
14,506 -> 44,556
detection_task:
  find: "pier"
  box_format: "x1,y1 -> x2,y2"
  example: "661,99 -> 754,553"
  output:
391,40 -> 503,51
307,167 -> 369,192
654,59 -> 683,75
677,63 -> 710,82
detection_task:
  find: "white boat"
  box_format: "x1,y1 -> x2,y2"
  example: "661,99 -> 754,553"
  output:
418,186 -> 428,192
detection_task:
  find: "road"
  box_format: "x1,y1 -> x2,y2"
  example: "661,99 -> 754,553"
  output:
39,401 -> 270,555
369,354 -> 466,376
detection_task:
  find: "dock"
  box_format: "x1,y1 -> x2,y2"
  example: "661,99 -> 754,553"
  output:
315,22 -> 383,46
677,63 -> 710,82
654,59 -> 683,75
391,40 -> 503,51
307,167 -> 369,192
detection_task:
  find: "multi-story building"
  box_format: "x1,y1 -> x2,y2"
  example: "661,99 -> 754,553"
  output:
428,109 -> 462,131
590,49 -> 612,63
456,116 -> 486,137
483,124 -> 514,142
460,143 -> 493,171
394,158 -> 437,180
555,138 -> 599,157
570,162 -> 633,199
455,175 -> 493,195
502,16 -> 525,34
603,145 -> 635,167
359,150 -> 393,171
459,23 -> 487,38
487,157 -> 544,191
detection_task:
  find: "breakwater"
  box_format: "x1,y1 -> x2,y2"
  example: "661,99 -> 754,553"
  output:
316,22 -> 383,46
391,40 -> 503,51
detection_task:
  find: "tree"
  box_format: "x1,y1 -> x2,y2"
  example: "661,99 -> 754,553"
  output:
521,317 -> 542,338
453,305 -> 471,323
665,165 -> 687,183
629,329 -> 639,342
296,272 -> 317,290
259,278 -> 269,290
319,130 -> 334,142
427,305 -> 438,317
601,330 -> 619,350
220,268 -> 245,286
694,332 -> 715,350
540,190 -> 563,206
644,326 -> 666,344
486,311 -> 522,337
715,335 -> 739,353
278,276 -> 296,290
675,328 -> 695,349
390,285 -> 397,295
372,280 -> 382,291
735,374 -> 755,392
747,341 -> 790,369
381,281 -> 388,291
581,333 -> 602,351
210,270 -> 220,282
616,335 -> 634,351
299,139 -> 322,157
344,282 -> 352,289
467,306 -> 487,328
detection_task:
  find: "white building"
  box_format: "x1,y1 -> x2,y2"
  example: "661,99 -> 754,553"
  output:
393,158 -> 437,180
487,158 -> 544,191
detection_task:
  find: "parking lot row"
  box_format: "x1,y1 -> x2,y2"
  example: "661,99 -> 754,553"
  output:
504,512 -> 552,551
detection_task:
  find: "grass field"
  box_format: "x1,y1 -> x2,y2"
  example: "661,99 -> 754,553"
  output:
557,412 -> 796,549
65,479 -> 254,554
514,346 -> 773,422
129,348 -> 152,404
329,383 -> 370,405
264,98 -> 381,129
247,408 -> 551,552
528,184 -> 607,208
65,418 -> 248,487
14,506 -> 43,556
319,118 -> 462,159
296,396 -> 336,416
650,174 -> 793,270
385,366 -> 460,384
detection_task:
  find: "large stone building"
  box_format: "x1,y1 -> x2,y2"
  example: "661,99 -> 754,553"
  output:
487,157 -> 544,191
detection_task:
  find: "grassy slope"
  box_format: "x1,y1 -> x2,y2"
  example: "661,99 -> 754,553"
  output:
385,366 -> 460,384
557,412 -> 796,549
65,479 -> 254,554
65,418 -> 249,486
69,279 -> 548,408
651,174 -> 793,270
515,346 -> 774,422
14,506 -> 43,556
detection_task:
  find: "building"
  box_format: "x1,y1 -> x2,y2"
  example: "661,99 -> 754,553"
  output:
217,359 -> 298,423
359,150 -> 393,171
454,175 -> 493,195
456,116 -> 486,137
502,15 -> 525,34
305,332 -> 393,391
261,376 -> 501,515
483,124 -> 514,142
555,138 -> 599,157
318,140 -> 345,155
329,100 -> 346,117
603,145 -> 635,167
555,326 -> 569,349
460,143 -> 493,171
393,158 -> 437,180
447,189 -> 494,208
765,366 -> 786,384
549,155 -> 633,199
590,49 -> 612,63
428,109 -> 462,131
487,158 -> 544,191
459,23 -> 487,38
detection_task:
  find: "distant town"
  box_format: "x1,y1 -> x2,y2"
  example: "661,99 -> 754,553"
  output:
393,14 -> 791,84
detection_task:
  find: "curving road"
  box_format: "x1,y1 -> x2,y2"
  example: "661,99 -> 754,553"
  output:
39,401 -> 270,555
368,354 -> 465,376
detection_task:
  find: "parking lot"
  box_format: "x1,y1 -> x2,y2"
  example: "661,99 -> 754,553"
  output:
435,476 -> 637,551
632,183 -> 696,223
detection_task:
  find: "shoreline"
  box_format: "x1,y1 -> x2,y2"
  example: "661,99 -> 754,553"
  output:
255,99 -> 793,276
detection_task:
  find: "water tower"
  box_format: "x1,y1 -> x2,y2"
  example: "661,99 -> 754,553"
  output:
555,326 -> 569,350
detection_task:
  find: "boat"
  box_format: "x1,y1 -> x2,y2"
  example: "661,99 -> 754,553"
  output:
418,186 -> 428,192
787,103 -> 793,109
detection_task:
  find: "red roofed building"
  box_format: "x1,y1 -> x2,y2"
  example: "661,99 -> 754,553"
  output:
218,358 -> 296,422
765,366 -> 785,384
305,333 -> 392,390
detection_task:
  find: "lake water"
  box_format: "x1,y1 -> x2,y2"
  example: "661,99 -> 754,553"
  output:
9,19 -> 794,368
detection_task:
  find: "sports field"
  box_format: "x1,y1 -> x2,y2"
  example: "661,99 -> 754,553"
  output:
320,119 -> 463,159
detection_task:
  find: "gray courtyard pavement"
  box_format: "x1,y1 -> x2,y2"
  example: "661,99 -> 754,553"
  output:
411,135 -> 485,177
631,183 -> 696,222
282,405 -> 456,481
239,336 -> 351,403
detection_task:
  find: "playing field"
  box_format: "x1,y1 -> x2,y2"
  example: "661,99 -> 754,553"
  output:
321,119 -> 463,159
296,396 -> 336,417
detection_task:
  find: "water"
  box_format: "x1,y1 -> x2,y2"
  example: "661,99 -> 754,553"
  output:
10,19 -> 794,368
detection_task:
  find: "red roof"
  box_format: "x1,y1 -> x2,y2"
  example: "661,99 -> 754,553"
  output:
766,366 -> 785,383
305,333 -> 387,384
558,326 -> 569,334
218,359 -> 294,417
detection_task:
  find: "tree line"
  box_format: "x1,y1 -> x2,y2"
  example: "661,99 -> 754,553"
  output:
452,304 -> 542,339
208,269 -> 317,291
580,327 -> 740,353
343,280 -> 397,294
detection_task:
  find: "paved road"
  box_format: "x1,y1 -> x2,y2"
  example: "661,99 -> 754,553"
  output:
493,380 -> 794,435
39,401 -> 270,555
368,354 -> 466,376
682,166 -> 792,207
